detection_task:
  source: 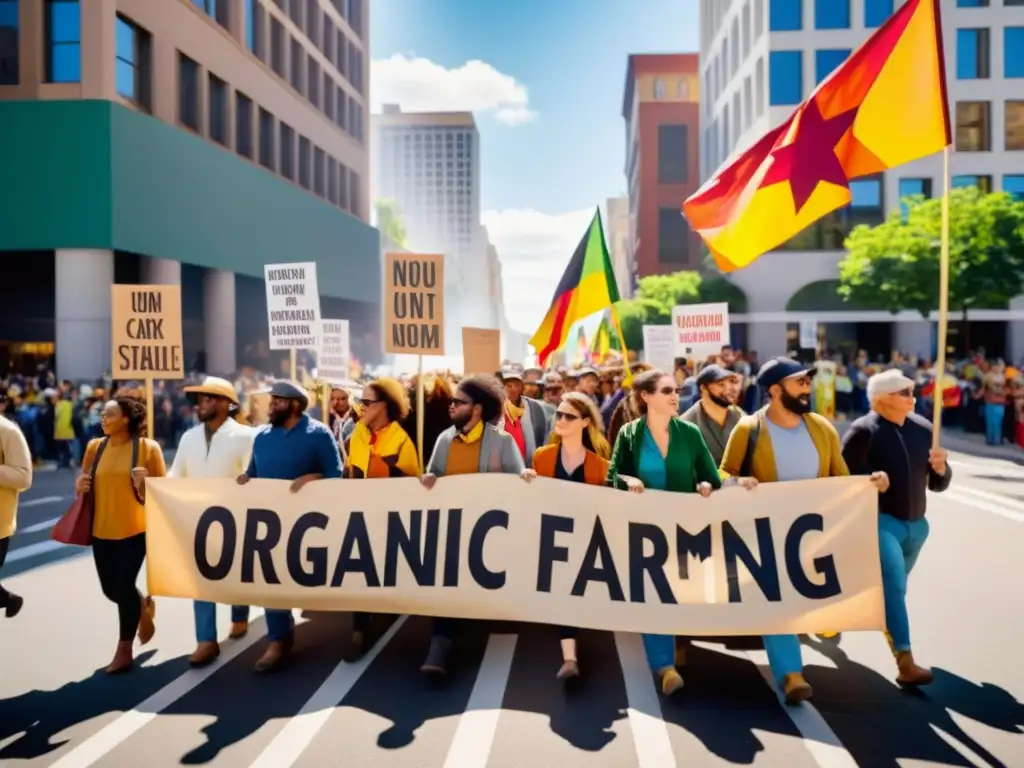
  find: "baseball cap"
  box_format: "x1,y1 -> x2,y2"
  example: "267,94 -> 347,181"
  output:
696,364 -> 739,388
866,369 -> 916,401
756,357 -> 816,389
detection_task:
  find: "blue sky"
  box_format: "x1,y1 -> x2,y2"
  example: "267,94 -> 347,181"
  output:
371,0 -> 700,331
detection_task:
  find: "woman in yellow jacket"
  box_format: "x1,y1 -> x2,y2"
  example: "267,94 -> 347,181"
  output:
523,392 -> 610,681
75,396 -> 166,674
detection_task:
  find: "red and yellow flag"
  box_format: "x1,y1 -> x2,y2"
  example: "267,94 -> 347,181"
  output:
684,0 -> 951,272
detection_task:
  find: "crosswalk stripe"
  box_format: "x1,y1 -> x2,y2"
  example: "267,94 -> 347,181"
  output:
7,539 -> 66,562
47,608 -> 272,768
938,487 -> 1024,523
613,632 -> 677,768
249,615 -> 409,768
17,516 -> 61,534
442,633 -> 518,768
19,496 -> 65,508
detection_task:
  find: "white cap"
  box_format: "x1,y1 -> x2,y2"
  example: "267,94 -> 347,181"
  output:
867,368 -> 915,402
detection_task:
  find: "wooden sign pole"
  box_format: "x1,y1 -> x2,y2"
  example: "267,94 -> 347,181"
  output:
416,355 -> 425,471
145,378 -> 155,439
289,348 -> 297,381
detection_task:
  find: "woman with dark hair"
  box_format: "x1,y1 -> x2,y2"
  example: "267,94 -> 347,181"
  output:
524,392 -> 610,680
75,396 -> 166,674
608,370 -> 752,696
400,372 -> 454,462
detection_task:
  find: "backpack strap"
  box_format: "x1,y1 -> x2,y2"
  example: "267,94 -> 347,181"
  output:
130,437 -> 145,505
739,414 -> 761,479
90,437 -> 109,485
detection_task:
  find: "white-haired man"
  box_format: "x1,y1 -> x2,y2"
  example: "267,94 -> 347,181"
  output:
841,368 -> 952,686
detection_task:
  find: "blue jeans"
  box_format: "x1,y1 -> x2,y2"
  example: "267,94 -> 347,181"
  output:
984,403 -> 1005,445
641,634 -> 675,671
193,601 -> 250,643
265,609 -> 295,641
878,513 -> 930,652
762,635 -> 803,688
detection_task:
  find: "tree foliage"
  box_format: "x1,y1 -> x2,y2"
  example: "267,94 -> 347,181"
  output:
375,198 -> 408,247
838,187 -> 1024,317
615,270 -> 747,350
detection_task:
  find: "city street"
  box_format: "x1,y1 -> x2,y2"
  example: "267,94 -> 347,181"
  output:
1,450 -> 1022,768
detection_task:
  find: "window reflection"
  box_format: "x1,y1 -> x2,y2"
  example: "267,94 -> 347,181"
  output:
45,0 -> 80,84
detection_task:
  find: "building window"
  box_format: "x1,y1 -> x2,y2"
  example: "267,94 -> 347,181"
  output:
236,92 -> 253,158
955,101 -> 991,151
313,146 -> 325,196
298,136 -> 311,188
246,0 -> 262,56
349,170 -> 361,216
742,2 -> 751,56
258,107 -> 274,169
657,124 -> 689,184
730,18 -> 739,73
957,28 -> 990,79
45,0 -> 81,84
208,73 -> 228,145
308,55 -> 320,106
957,0 -> 988,6
339,163 -> 349,209
769,0 -> 801,31
115,15 -> 151,109
327,156 -> 338,204
755,57 -> 765,117
677,78 -> 688,98
279,122 -> 295,180
864,0 -> 893,27
348,43 -> 363,94
178,53 -> 200,131
755,0 -> 764,38
732,92 -> 741,142
652,77 -> 664,99
1007,100 -> 1024,150
290,37 -> 303,92
743,76 -> 753,130
898,177 -> 933,217
337,85 -> 347,130
769,50 -> 802,106
323,72 -> 334,119
0,0 -> 17,85
658,208 -> 690,263
347,0 -> 362,38
815,0 -> 849,29
1006,28 -> 1024,78
815,48 -> 849,84
1004,175 -> 1024,201
270,18 -> 284,78
847,175 -> 884,228
306,0 -> 318,41
323,17 -> 334,62
952,175 -> 992,193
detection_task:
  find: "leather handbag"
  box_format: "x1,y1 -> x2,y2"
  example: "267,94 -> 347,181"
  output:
51,437 -> 109,546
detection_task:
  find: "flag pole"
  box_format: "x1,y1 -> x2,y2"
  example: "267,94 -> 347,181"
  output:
930,145 -> 951,450
609,304 -> 634,386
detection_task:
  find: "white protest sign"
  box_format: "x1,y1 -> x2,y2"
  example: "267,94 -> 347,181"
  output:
799,319 -> 819,349
264,262 -> 321,350
318,319 -> 350,382
642,325 -> 676,372
671,302 -> 730,360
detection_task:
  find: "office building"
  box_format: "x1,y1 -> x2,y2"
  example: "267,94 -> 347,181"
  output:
0,0 -> 377,380
605,196 -> 633,298
700,0 -> 1024,360
372,105 -> 485,349
621,53 -> 702,278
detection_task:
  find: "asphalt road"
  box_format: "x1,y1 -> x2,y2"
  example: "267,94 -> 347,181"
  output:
1,455 -> 1022,767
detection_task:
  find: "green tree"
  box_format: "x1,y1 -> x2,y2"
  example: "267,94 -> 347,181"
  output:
839,187 -> 1024,346
375,198 -> 408,247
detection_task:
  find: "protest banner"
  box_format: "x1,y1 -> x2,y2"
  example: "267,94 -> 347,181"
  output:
384,252 -> 445,355
462,327 -> 500,375
671,302 -> 730,360
111,284 -> 184,436
318,319 -> 350,383
642,325 -> 675,372
145,475 -> 884,636
264,262 -> 321,378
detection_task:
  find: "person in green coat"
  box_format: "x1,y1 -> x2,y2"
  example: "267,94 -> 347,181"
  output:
608,369 -> 756,696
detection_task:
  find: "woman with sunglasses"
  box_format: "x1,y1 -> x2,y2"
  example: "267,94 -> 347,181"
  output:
608,369 -> 743,696
345,377 -> 421,658
522,392 -> 611,681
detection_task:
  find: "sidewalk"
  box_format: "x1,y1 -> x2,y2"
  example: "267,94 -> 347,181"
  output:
936,429 -> 1024,462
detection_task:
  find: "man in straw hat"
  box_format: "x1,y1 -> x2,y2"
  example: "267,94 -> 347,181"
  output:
168,376 -> 256,667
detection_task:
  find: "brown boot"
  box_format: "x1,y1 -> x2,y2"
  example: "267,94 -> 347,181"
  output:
229,621 -> 249,639
782,673 -> 813,705
137,596 -> 156,646
674,639 -> 687,668
189,641 -> 221,668
895,651 -> 933,686
106,641 -> 134,675
254,635 -> 293,673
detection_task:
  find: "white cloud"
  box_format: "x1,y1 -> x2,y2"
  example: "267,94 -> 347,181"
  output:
482,207 -> 605,335
371,55 -> 536,125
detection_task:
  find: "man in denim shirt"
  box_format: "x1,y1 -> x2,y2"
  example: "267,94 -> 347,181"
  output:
236,379 -> 343,673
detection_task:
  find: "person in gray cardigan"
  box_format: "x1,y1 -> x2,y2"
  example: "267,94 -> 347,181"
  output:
420,374 -> 526,676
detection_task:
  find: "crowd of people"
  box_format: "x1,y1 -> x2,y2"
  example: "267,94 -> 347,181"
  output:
0,344 -> 959,708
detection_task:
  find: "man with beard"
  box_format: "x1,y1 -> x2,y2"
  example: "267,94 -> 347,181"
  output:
500,369 -> 550,467
236,379 -> 343,673
720,357 -> 889,705
680,364 -> 745,467
420,374 -> 525,676
576,368 -> 600,402
170,376 -> 255,667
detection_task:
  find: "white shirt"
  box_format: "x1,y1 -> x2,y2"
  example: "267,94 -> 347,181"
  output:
168,417 -> 255,479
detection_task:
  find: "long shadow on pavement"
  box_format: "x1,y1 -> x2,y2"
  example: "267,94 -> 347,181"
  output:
803,636 -> 1024,767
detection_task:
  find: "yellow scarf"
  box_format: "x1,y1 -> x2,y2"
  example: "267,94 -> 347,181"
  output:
457,420 -> 484,444
505,399 -> 524,423
348,421 -> 421,478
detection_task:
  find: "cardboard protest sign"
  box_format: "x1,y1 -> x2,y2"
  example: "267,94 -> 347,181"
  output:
384,252 -> 445,355
462,327 -> 500,375
110,285 -> 184,379
146,475 -> 884,636
318,319 -> 350,382
264,262 -> 321,350
671,302 -> 730,360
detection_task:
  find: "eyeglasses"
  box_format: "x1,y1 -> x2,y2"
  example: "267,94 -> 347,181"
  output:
554,411 -> 580,421
893,389 -> 915,398
658,386 -> 676,396
355,397 -> 380,406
